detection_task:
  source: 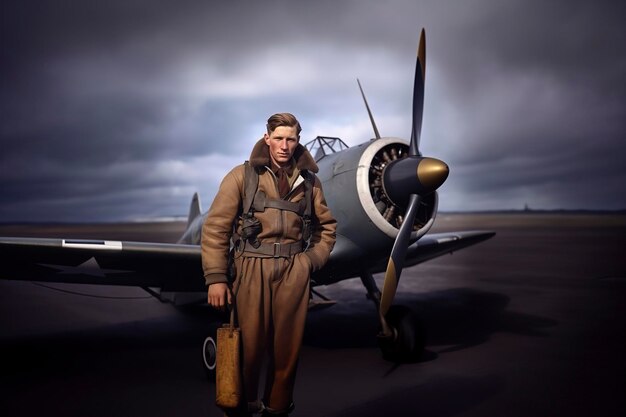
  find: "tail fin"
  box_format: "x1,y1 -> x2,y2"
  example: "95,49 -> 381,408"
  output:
187,192 -> 202,227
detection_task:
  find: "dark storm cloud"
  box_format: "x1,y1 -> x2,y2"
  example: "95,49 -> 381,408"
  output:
423,0 -> 626,210
1,0 -> 625,221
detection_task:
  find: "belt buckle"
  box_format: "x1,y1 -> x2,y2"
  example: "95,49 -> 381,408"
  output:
273,242 -> 280,258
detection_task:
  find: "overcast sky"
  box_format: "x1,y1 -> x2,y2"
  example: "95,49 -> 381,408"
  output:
1,0 -> 625,222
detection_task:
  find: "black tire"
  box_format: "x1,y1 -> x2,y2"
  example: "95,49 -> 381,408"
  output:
378,305 -> 426,362
202,335 -> 217,381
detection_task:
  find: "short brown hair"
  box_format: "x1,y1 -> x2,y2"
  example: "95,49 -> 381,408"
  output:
266,113 -> 302,135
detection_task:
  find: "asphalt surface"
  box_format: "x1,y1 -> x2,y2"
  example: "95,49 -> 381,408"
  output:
1,214 -> 625,417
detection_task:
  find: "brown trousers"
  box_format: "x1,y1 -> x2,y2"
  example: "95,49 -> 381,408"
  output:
233,252 -> 311,413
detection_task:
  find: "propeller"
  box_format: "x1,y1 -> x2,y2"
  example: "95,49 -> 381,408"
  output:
378,29 -> 449,337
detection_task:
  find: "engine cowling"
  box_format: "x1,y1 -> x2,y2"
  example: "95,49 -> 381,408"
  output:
356,137 -> 437,240
315,138 -> 438,283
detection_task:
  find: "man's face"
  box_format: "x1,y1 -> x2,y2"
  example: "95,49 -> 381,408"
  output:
264,125 -> 299,167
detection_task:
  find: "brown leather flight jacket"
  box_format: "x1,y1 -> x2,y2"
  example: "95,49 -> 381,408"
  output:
202,138 -> 337,286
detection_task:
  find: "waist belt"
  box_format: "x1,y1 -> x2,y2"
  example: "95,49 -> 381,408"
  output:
241,241 -> 304,258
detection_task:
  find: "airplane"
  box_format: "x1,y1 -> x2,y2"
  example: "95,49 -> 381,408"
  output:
0,29 -> 494,373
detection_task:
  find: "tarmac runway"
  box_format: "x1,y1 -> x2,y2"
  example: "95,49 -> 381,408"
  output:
1,213 -> 625,417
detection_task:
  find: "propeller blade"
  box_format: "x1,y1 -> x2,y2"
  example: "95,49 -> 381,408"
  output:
409,29 -> 426,156
379,193 -> 421,326
357,78 -> 381,140
377,29 -> 442,338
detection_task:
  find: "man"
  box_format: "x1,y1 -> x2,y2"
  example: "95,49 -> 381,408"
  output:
202,113 -> 336,417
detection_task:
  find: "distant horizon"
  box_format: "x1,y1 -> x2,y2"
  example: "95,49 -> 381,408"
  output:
1,207 -> 624,226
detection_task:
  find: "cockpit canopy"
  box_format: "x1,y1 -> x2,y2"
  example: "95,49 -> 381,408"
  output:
304,136 -> 349,162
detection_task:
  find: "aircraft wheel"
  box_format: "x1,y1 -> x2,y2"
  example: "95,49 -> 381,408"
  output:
202,335 -> 217,381
378,305 -> 425,362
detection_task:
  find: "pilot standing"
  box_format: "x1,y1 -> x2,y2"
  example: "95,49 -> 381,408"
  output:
202,113 -> 336,417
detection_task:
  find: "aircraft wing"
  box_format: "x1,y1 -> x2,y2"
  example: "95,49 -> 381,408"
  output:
0,237 -> 205,292
402,230 -> 496,268
315,230 -> 495,284
1,230 -> 495,291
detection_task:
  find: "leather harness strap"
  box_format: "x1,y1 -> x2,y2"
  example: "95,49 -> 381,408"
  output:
236,160 -> 313,258
252,192 -> 305,214
243,161 -> 259,215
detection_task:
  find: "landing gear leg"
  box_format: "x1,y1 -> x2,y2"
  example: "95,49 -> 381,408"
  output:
359,271 -> 381,309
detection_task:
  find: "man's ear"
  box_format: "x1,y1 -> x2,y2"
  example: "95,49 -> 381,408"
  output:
263,133 -> 270,145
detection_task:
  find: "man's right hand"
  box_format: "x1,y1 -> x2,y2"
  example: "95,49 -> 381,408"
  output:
207,282 -> 232,311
